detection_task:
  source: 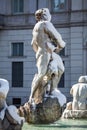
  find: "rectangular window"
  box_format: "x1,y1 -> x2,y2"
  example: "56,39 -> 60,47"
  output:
12,62 -> 23,87
13,98 -> 21,107
12,42 -> 23,56
58,73 -> 64,88
12,0 -> 24,13
58,61 -> 65,88
52,0 -> 66,12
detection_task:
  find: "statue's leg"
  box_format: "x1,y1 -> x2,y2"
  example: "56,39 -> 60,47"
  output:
72,99 -> 79,110
29,52 -> 50,103
29,75 -> 42,103
29,66 -> 47,103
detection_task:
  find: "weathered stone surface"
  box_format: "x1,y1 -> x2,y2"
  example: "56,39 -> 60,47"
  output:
18,97 -> 61,124
62,76 -> 87,119
62,110 -> 87,119
2,117 -> 10,130
5,110 -> 18,125
0,110 -> 22,130
70,76 -> 87,111
7,124 -> 22,130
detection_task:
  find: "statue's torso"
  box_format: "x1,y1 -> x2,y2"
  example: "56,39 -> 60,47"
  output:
32,21 -> 50,51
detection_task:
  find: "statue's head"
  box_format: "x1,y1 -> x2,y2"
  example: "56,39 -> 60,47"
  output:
78,76 -> 87,83
35,8 -> 51,21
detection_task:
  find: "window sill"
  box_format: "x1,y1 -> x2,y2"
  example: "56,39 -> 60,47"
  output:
51,10 -> 69,14
11,12 -> 24,15
8,56 -> 27,58
12,86 -> 23,88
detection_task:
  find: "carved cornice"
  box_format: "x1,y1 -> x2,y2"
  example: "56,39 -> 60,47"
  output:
0,10 -> 87,30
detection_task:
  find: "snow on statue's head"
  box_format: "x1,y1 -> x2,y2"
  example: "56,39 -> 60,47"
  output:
35,8 -> 51,21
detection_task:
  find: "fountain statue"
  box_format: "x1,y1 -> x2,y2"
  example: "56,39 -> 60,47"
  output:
0,8 -> 67,129
18,8 -> 66,124
1,8 -> 87,129
29,8 -> 66,104
62,75 -> 87,119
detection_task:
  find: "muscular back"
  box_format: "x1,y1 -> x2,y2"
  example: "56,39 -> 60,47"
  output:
31,21 -> 50,52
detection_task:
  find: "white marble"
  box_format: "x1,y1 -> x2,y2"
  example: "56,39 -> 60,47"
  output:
29,8 -> 66,104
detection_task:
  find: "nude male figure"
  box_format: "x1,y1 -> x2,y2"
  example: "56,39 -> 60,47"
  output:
29,8 -> 66,103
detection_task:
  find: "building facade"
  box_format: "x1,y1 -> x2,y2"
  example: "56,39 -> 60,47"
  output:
0,0 -> 87,106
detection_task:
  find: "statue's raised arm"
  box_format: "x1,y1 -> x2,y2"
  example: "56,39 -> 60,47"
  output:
44,21 -> 66,49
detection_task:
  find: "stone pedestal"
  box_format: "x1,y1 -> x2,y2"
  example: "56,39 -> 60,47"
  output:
62,109 -> 87,119
18,97 -> 61,124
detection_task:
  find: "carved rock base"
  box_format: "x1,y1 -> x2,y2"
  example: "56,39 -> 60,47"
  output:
0,110 -> 22,130
62,109 -> 87,119
18,97 -> 61,124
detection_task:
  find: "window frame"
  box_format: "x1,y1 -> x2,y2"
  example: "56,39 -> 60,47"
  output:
50,0 -> 69,13
13,98 -> 21,107
12,62 -> 23,87
11,0 -> 24,14
11,42 -> 24,57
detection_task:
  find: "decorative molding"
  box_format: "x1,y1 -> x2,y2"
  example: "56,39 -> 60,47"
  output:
0,10 -> 87,30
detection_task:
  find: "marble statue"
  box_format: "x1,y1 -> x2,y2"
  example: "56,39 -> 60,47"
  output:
62,76 -> 87,119
18,8 -> 66,124
0,8 -> 67,126
70,76 -> 87,110
0,78 -> 25,130
29,8 -> 66,104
